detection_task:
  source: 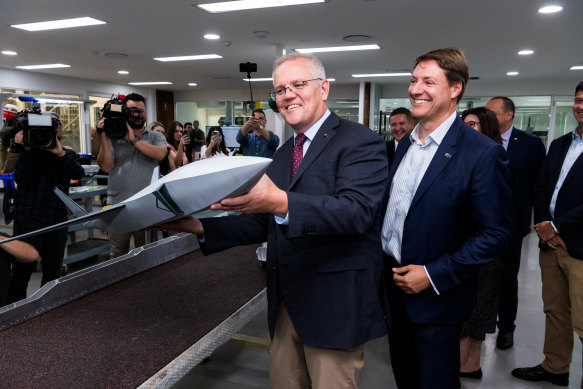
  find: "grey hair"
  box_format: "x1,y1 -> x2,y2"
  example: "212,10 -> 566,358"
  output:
272,52 -> 326,81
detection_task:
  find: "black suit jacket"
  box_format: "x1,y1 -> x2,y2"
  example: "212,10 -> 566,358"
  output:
506,127 -> 546,238
534,132 -> 583,259
201,112 -> 389,349
385,139 -> 396,170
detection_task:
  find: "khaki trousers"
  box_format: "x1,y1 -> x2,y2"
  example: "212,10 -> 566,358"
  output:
540,246 -> 583,376
268,303 -> 364,389
109,230 -> 146,259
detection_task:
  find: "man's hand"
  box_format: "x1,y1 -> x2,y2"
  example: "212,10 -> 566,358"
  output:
393,265 -> 431,294
124,121 -> 136,143
148,216 -> 204,235
534,221 -> 557,242
210,174 -> 288,217
545,234 -> 567,250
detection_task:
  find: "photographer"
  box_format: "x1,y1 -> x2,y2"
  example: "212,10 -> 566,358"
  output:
236,108 -> 279,158
0,104 -> 22,173
7,112 -> 85,303
97,93 -> 166,258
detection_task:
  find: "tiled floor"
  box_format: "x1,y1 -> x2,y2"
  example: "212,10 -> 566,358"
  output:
173,229 -> 582,388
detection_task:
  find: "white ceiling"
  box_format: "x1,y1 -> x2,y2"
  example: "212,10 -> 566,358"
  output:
1,0 -> 582,94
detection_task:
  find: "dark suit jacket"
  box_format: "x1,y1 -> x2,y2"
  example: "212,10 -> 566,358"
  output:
383,115 -> 513,324
534,132 -> 583,259
201,112 -> 389,349
385,139 -> 396,170
506,127 -> 546,238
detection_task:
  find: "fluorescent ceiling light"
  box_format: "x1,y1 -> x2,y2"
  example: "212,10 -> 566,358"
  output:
204,33 -> 221,40
11,17 -> 106,32
296,44 -> 380,53
198,0 -> 324,13
570,66 -> 583,70
188,83 -> 198,86
35,98 -> 84,104
16,63 -> 71,69
352,72 -> 411,78
117,70 -> 129,75
154,54 -> 222,62
128,82 -> 173,85
243,78 -> 273,82
538,5 -> 563,13
518,50 -> 534,55
327,78 -> 335,82
1,50 -> 17,56
507,71 -> 519,76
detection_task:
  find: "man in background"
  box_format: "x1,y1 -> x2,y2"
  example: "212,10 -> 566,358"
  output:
485,96 -> 546,350
512,81 -> 583,387
97,93 -> 166,258
237,108 -> 280,158
386,107 -> 415,170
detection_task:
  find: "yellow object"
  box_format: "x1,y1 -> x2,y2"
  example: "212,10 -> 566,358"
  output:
254,101 -> 263,109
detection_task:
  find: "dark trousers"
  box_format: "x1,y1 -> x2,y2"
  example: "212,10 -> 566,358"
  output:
497,237 -> 524,331
7,216 -> 68,303
384,254 -> 462,389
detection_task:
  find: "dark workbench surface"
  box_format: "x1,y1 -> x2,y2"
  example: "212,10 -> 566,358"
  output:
0,244 -> 266,388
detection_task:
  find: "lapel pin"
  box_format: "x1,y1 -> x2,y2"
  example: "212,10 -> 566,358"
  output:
444,153 -> 452,158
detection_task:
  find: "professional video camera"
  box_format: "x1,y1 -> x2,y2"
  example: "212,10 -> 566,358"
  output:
100,95 -> 127,139
15,107 -> 58,150
1,104 -> 19,150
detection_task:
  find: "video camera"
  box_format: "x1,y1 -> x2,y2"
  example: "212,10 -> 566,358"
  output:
15,107 -> 58,150
100,95 -> 129,139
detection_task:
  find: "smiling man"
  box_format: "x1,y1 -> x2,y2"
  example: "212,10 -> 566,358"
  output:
161,53 -> 388,389
386,107 -> 415,169
381,48 -> 513,389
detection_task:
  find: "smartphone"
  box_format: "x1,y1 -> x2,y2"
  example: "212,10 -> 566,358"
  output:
213,130 -> 220,141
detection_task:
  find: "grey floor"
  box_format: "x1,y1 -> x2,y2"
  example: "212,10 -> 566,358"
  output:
5,207 -> 581,388
172,230 -> 582,389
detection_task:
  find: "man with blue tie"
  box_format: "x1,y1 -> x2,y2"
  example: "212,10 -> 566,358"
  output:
160,52 -> 388,389
511,81 -> 583,387
485,96 -> 546,350
381,48 -> 513,389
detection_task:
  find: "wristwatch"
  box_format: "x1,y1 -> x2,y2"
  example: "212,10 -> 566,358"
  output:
130,136 -> 140,145
259,125 -> 264,130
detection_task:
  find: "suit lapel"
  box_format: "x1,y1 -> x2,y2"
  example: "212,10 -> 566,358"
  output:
561,138 -> 583,187
288,113 -> 338,189
408,118 -> 460,211
549,135 -> 573,188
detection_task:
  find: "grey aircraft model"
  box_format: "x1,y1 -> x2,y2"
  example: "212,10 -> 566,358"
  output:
0,156 -> 271,244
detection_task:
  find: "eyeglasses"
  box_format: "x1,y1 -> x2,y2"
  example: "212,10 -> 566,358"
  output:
465,121 -> 480,128
269,78 -> 322,98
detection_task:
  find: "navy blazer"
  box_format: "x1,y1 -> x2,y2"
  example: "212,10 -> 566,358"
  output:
534,132 -> 583,259
201,112 -> 389,349
383,115 -> 513,324
506,127 -> 546,238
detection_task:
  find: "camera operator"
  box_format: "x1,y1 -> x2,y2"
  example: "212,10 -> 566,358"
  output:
7,112 -> 85,303
97,93 -> 166,258
0,104 -> 22,173
236,108 -> 280,158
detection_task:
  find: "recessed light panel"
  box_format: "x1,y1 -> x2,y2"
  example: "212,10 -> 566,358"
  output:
296,44 -> 380,53
507,71 -> 519,76
198,0 -> 325,13
570,66 -> 583,70
1,50 -> 17,56
204,33 -> 221,40
11,17 -> 106,32
154,54 -> 222,62
128,82 -> 173,85
352,72 -> 411,78
538,5 -> 563,13
16,64 -> 71,69
518,50 -> 534,55
243,78 -> 273,82
117,70 -> 129,75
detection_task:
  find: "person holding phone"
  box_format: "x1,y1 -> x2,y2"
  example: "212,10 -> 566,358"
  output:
236,108 -> 280,158
201,126 -> 230,159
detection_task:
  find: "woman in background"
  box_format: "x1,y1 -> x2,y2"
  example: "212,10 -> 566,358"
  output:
458,107 -> 504,379
149,121 -> 171,176
201,126 -> 230,159
165,121 -> 190,170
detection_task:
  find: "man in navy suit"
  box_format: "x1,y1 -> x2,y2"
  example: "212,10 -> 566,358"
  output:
381,48 -> 513,389
486,96 -> 546,349
512,81 -> 583,387
162,53 -> 388,389
386,107 -> 415,170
